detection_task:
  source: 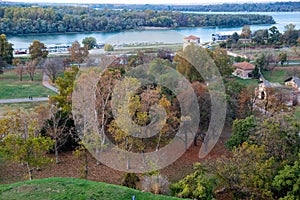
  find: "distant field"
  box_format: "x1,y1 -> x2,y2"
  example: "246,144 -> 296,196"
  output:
0,69 -> 55,99
0,178 -> 184,200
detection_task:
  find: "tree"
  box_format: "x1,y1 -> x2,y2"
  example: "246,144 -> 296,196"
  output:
241,25 -> 251,39
42,58 -> 64,83
206,142 -> 276,199
50,66 -> 79,112
283,24 -> 299,45
278,52 -> 287,66
225,116 -> 256,151
250,115 -> 300,162
0,109 -> 54,180
25,59 -> 38,81
268,26 -> 281,45
82,37 -> 97,50
253,29 -> 269,45
254,53 -> 266,71
29,40 -> 48,60
0,57 -> 6,74
231,32 -> 240,44
104,44 -> 114,52
272,153 -> 300,200
0,34 -> 13,65
46,104 -> 71,164
69,40 -> 89,66
207,47 -> 233,77
238,85 -> 258,118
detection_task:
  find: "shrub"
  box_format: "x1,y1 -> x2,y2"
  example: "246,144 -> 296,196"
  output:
170,164 -> 215,200
104,44 -> 114,51
142,174 -> 169,195
121,173 -> 140,189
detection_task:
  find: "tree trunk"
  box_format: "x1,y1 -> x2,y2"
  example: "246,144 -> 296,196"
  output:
126,154 -> 130,170
96,148 -> 101,165
55,141 -> 60,164
84,148 -> 88,179
26,162 -> 33,180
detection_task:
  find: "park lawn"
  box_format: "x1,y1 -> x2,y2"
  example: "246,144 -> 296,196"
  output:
262,70 -> 288,84
0,69 -> 55,99
0,177 -> 185,200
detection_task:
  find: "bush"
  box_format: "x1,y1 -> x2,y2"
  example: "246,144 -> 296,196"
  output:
121,173 -> 140,189
170,164 -> 215,200
142,174 -> 169,195
104,44 -> 114,51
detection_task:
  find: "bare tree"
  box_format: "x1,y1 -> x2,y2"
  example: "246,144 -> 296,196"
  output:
26,60 -> 38,81
46,104 -> 71,164
15,65 -> 25,81
42,58 -> 64,83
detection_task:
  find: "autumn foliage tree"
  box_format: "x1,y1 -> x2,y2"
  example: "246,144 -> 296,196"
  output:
0,109 -> 54,180
68,40 -> 89,66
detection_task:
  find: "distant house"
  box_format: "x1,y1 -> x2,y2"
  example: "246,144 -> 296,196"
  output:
212,31 -> 241,41
232,62 -> 255,79
183,35 -> 200,49
284,76 -> 300,91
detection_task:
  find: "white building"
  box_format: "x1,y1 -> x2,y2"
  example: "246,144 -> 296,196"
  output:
183,35 -> 200,49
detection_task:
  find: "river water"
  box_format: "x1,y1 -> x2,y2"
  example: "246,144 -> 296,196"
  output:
7,12 -> 300,49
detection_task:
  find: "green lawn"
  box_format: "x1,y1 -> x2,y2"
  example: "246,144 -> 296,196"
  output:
0,178 -> 185,200
0,70 -> 55,99
262,70 -> 288,84
231,76 -> 259,86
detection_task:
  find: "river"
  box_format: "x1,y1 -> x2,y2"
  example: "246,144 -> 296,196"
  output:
7,12 -> 300,49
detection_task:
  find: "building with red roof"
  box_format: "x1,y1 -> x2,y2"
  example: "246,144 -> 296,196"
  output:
183,35 -> 200,49
232,61 -> 255,79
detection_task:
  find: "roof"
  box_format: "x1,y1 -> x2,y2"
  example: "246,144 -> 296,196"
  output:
184,35 -> 200,40
233,62 -> 255,70
284,76 -> 300,87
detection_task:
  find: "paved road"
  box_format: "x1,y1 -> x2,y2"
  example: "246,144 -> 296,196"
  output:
0,97 -> 49,104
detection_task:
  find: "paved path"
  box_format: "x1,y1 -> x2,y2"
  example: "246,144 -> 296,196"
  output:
0,97 -> 49,104
42,73 -> 59,93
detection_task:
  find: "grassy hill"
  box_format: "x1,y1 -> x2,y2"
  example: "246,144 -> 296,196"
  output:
0,177 -> 185,200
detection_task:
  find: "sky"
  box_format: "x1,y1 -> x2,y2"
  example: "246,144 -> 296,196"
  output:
4,0 -> 300,5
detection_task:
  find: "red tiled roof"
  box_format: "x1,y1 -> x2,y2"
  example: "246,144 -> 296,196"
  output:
184,35 -> 200,40
233,62 -> 255,70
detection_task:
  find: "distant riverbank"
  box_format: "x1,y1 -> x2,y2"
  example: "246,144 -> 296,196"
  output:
7,12 -> 299,49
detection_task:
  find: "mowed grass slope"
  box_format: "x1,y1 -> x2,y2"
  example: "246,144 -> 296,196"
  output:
0,69 -> 55,99
0,178 -> 185,200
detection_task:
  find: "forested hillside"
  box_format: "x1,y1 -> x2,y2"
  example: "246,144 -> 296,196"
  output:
0,6 -> 275,35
